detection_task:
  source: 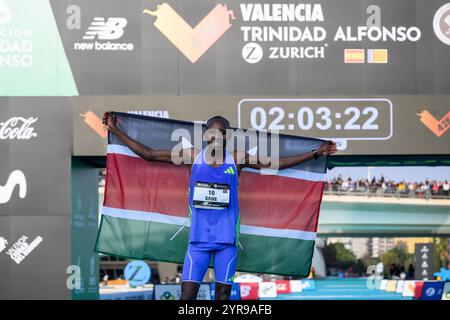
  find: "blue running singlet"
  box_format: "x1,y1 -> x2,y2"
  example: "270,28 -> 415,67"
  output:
188,148 -> 240,245
181,148 -> 240,285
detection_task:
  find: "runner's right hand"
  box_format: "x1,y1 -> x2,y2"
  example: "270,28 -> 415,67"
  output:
103,112 -> 117,132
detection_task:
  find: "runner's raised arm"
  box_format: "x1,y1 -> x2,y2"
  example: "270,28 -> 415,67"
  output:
103,111 -> 195,164
237,140 -> 337,171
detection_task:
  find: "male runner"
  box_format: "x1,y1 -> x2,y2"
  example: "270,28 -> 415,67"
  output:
103,112 -> 337,300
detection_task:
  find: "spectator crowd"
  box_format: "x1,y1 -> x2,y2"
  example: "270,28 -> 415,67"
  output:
326,174 -> 450,199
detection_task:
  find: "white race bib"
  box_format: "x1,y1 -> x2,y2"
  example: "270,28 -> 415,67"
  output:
193,182 -> 230,210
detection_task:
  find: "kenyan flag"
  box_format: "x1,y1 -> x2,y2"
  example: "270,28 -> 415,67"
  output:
95,113 -> 328,276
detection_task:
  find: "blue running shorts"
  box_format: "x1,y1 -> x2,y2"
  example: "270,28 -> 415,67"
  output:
181,242 -> 238,285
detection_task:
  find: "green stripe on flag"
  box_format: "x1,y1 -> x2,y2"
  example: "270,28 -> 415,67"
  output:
238,233 -> 314,276
95,215 -> 190,263
95,215 -> 315,276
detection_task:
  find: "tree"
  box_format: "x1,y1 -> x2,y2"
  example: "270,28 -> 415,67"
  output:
396,241 -> 408,253
335,243 -> 356,262
322,242 -> 359,274
381,242 -> 413,276
434,238 -> 449,270
322,242 -> 337,269
353,259 -> 367,276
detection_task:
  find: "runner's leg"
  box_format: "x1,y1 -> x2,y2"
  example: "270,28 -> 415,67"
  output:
215,282 -> 233,300
213,244 -> 238,300
180,281 -> 200,300
180,243 -> 211,300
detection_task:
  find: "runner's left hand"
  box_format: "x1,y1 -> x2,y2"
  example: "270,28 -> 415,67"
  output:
318,141 -> 337,156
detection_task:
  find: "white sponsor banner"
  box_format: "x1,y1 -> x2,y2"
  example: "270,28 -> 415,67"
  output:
385,280 -> 397,292
442,282 -> 450,300
234,274 -> 263,283
395,280 -> 405,293
289,280 -> 303,293
379,279 -> 388,290
100,289 -> 153,300
258,281 -> 277,298
154,284 -> 211,300
402,280 -> 416,297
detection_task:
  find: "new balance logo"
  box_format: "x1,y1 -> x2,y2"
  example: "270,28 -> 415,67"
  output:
74,17 -> 134,51
224,166 -> 235,175
82,17 -> 127,40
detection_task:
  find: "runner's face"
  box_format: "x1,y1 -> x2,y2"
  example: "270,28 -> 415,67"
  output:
205,122 -> 227,149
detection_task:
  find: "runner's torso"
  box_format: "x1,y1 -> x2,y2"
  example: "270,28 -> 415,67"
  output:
188,149 -> 240,245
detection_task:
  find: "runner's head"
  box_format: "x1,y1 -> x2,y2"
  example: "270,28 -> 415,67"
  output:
205,116 -> 230,149
206,116 -> 230,130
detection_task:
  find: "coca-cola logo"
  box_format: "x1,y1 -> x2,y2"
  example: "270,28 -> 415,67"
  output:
0,117 -> 38,140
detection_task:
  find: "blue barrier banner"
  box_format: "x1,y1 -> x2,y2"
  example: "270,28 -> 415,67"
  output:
421,281 -> 444,300
302,279 -> 316,291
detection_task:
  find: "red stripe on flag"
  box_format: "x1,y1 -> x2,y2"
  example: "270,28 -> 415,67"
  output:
105,153 -> 190,217
105,153 -> 323,232
238,171 -> 323,232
